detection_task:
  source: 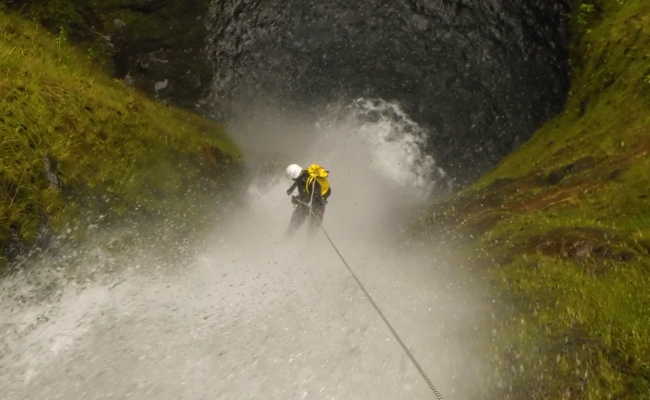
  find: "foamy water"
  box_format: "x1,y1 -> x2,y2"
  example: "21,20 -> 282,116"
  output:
1,99 -> 491,399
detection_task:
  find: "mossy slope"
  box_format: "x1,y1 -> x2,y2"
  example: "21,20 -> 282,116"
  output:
423,1 -> 650,398
0,10 -> 239,268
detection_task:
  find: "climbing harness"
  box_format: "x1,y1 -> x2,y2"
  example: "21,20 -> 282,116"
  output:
320,225 -> 445,400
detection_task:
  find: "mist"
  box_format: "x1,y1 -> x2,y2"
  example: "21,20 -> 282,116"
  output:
1,98 -> 493,399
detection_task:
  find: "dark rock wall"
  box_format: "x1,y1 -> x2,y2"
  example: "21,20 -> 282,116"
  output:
4,0 -> 212,108
111,0 -> 213,108
205,0 -> 571,183
8,0 -> 571,183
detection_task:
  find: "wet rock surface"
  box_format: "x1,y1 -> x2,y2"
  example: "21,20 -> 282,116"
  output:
205,0 -> 571,183
8,0 -> 571,183
110,0 -> 213,108
5,0 -> 213,109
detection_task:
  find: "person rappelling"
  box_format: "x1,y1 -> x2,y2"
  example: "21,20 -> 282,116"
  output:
285,163 -> 332,234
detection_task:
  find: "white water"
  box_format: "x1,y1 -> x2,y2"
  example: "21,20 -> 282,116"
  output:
1,99 -> 491,399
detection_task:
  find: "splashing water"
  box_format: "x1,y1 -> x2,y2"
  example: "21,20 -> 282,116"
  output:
318,98 -> 450,193
0,99 -> 492,399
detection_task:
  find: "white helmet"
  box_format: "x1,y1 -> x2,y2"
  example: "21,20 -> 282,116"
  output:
286,164 -> 303,180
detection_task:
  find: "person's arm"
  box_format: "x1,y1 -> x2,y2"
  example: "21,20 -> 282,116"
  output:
286,180 -> 298,195
324,187 -> 332,200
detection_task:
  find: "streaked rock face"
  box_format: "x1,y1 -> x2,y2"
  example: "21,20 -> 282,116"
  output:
204,0 -> 570,182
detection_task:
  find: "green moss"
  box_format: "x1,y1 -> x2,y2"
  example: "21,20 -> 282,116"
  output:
491,255 -> 650,399
0,11 -> 239,268
423,1 -> 650,397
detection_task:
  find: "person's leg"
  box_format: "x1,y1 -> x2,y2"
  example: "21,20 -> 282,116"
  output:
287,205 -> 308,235
309,203 -> 325,234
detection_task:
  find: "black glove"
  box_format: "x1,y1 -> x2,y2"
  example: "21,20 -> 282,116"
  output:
286,188 -> 293,196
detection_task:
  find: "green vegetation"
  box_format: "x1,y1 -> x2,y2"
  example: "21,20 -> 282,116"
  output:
0,10 -> 239,269
423,0 -> 650,398
4,0 -> 121,69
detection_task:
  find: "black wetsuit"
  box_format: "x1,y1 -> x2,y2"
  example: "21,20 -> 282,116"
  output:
286,170 -> 332,234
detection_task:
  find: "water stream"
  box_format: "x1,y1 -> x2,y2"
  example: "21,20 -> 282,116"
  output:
1,99 -> 492,399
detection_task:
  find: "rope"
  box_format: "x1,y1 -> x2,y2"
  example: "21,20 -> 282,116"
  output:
320,225 -> 445,400
298,174 -> 443,397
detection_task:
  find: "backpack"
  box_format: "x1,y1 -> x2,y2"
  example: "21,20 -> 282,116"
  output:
305,164 -> 330,196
